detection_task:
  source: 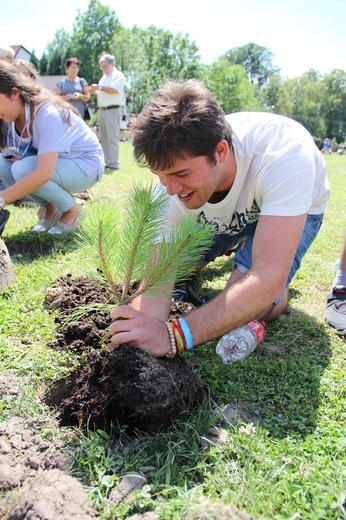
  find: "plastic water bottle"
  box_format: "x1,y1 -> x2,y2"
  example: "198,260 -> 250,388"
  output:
216,320 -> 265,364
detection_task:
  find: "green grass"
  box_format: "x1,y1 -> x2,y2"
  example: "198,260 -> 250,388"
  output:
1,145 -> 346,519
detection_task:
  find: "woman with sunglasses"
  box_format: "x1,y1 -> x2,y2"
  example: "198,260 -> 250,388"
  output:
0,61 -> 104,234
56,57 -> 90,119
14,59 -> 38,81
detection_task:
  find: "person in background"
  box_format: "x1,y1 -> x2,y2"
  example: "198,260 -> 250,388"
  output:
14,59 -> 38,80
56,57 -> 90,119
325,235 -> 346,335
119,92 -> 127,142
0,45 -> 14,63
108,79 -> 330,359
322,137 -> 333,155
89,53 -> 125,171
0,61 -> 104,234
1,60 -> 39,202
0,45 -> 15,190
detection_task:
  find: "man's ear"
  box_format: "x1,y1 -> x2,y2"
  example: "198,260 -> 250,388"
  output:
215,139 -> 230,164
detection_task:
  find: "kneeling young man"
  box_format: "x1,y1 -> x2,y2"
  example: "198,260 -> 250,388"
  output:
110,79 -> 330,358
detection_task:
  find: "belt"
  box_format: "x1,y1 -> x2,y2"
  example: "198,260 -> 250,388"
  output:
99,105 -> 120,110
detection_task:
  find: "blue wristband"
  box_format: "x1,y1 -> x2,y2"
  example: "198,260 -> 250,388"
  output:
179,317 -> 194,349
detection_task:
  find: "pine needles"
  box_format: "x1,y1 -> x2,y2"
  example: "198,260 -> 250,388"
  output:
76,183 -> 214,305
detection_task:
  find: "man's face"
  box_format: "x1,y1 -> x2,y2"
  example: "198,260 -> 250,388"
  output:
151,149 -> 232,210
100,60 -> 113,75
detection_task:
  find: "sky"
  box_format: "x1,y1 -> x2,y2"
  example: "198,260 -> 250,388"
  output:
2,0 -> 346,79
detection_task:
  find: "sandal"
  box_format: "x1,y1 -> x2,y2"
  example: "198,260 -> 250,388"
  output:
48,209 -> 84,235
32,211 -> 62,232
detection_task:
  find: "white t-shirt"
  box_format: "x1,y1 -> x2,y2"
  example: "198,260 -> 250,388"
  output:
32,103 -> 104,179
98,67 -> 125,107
154,112 -> 330,237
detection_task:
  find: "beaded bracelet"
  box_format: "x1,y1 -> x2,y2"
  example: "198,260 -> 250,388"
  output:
170,319 -> 186,352
164,321 -> 177,358
168,317 -> 194,353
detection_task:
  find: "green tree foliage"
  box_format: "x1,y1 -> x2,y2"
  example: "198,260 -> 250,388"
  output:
258,74 -> 292,115
70,0 -> 121,83
283,70 -> 326,140
223,42 -> 279,87
39,53 -> 48,75
320,69 -> 346,142
200,59 -> 262,113
112,25 -> 201,113
139,26 -> 200,85
37,2 -> 346,143
44,28 -> 72,75
29,50 -> 40,71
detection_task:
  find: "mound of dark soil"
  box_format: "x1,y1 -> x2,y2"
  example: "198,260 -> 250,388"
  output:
7,241 -> 54,260
46,275 -> 204,433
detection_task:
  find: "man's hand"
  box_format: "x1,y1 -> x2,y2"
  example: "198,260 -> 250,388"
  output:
109,306 -> 171,358
89,84 -> 99,95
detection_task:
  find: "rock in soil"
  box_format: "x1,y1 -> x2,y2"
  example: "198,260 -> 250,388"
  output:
0,371 -> 94,520
5,469 -> 95,520
0,238 -> 16,293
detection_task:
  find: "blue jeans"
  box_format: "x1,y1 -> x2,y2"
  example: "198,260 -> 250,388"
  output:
199,214 -> 324,288
0,155 -> 99,213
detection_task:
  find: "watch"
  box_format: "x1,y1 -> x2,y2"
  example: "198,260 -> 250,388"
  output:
0,195 -> 5,209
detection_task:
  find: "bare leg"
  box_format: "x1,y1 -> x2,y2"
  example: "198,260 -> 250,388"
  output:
59,202 -> 80,226
41,202 -> 59,220
338,235 -> 346,271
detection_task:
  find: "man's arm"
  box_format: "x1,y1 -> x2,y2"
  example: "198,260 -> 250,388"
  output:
186,214 -> 307,344
90,74 -> 124,96
89,85 -> 119,95
110,214 -> 307,356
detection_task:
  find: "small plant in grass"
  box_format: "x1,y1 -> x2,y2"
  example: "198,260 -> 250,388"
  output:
75,182 -> 214,315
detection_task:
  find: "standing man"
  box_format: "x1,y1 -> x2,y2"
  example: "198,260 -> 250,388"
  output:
109,79 -> 330,358
89,54 -> 125,171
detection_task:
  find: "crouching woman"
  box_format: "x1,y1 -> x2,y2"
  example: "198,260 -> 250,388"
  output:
0,61 -> 104,234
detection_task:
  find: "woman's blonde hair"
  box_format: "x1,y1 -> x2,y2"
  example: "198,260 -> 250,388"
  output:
14,59 -> 38,80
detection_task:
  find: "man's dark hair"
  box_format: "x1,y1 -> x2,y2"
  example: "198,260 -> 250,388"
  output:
133,79 -> 233,171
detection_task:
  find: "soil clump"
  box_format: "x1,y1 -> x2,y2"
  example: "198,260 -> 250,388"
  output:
45,275 -> 205,433
0,371 -> 95,520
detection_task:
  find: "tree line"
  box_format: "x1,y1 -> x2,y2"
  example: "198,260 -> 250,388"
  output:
29,0 -> 346,145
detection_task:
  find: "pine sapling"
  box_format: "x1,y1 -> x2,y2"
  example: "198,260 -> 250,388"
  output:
75,183 -> 214,317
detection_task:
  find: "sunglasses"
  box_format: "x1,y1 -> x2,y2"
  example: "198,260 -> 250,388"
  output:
3,110 -> 31,161
2,145 -> 29,162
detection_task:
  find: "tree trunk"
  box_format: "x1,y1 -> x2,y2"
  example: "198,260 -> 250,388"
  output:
0,239 -> 15,293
